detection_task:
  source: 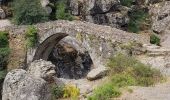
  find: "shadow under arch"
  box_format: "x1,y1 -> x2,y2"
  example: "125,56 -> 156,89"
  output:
32,32 -> 93,79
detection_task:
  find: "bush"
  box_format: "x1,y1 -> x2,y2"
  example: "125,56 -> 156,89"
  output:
51,85 -> 64,99
63,84 -> 80,100
107,53 -> 163,86
0,31 -> 8,48
88,83 -> 121,100
127,8 -> 150,33
25,26 -> 38,48
55,0 -> 74,21
12,0 -> 48,25
0,31 -> 10,81
150,34 -> 160,45
120,0 -> 133,7
111,73 -> 136,87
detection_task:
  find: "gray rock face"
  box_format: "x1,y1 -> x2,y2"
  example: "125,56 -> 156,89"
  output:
150,1 -> 170,48
70,0 -> 129,28
28,59 -> 56,81
87,66 -> 109,81
150,1 -> 170,33
2,69 -> 50,100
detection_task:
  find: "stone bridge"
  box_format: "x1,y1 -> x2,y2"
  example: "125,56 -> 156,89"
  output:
5,20 -> 149,70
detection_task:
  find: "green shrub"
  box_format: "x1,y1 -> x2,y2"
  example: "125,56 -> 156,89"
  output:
0,31 -> 10,80
88,83 -> 121,100
120,0 -> 133,7
0,69 -> 7,80
12,0 -> 48,25
55,0 -> 74,21
51,85 -> 64,99
111,74 -> 136,87
25,26 -> 38,48
0,31 -> 8,48
150,34 -> 160,45
107,53 -> 163,86
127,9 -> 150,33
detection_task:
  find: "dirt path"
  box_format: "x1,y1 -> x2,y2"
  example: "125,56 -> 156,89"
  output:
117,79 -> 170,100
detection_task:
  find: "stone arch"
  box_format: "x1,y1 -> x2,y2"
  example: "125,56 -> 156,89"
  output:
33,33 -> 68,61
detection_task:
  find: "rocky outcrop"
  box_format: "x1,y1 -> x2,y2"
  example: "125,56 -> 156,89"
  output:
2,69 -> 51,100
2,60 -> 57,100
150,1 -> 170,33
149,1 -> 170,47
69,0 -> 130,29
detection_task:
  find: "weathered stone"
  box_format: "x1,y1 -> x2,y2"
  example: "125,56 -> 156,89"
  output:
28,59 -> 56,81
40,0 -> 49,7
150,1 -> 170,33
40,0 -> 52,14
0,8 -> 6,19
87,66 -> 109,80
2,69 -> 50,100
4,20 -> 149,70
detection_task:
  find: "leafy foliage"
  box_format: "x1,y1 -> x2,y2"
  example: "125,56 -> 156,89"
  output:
88,83 -> 121,100
0,31 -> 10,80
127,8 -> 150,33
25,26 -> 38,48
12,0 -> 48,25
51,84 -> 80,100
107,53 -> 163,86
150,34 -> 160,45
120,0 -> 133,7
55,0 -> 74,20
51,85 -> 64,99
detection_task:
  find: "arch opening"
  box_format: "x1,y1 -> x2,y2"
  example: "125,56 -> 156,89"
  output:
33,33 -> 93,79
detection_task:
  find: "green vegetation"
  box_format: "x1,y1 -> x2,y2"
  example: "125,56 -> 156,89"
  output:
120,0 -> 133,7
12,0 -> 48,25
88,54 -> 163,100
55,0 -> 74,20
150,34 -> 160,45
51,84 -> 80,100
0,31 -> 10,80
88,83 -> 121,100
127,9 -> 150,33
51,85 -> 64,99
63,84 -> 80,100
25,26 -> 38,48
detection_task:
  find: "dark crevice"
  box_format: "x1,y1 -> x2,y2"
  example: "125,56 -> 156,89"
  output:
48,43 -> 93,79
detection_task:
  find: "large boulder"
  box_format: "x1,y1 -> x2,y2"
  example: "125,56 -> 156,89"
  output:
28,59 -> 56,81
87,66 -> 109,81
2,69 -> 51,100
2,60 -> 57,100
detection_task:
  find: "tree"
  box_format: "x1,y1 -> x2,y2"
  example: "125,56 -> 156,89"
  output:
12,0 -> 48,25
